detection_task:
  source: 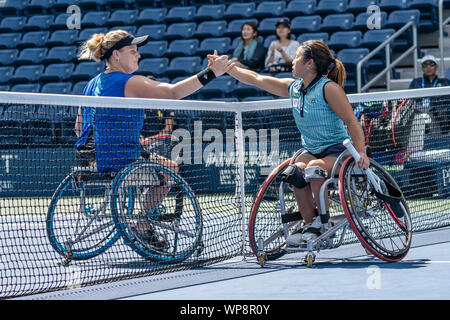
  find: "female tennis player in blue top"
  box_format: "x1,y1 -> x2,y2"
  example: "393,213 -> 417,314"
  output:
211,40 -> 370,246
74,29 -> 233,248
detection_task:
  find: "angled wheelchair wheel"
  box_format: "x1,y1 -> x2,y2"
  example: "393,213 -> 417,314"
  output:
339,157 -> 412,262
46,170 -> 120,262
110,161 -> 203,264
248,158 -> 302,261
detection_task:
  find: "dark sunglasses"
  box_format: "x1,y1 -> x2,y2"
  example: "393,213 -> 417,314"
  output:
422,61 -> 437,67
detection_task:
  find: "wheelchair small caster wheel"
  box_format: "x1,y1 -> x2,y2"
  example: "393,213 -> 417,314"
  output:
305,253 -> 315,268
61,252 -> 72,267
257,252 -> 266,267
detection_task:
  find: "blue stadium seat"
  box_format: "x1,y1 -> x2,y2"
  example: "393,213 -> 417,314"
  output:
110,25 -> 136,35
0,85 -> 10,91
81,11 -> 110,28
137,58 -> 169,77
224,19 -> 258,37
15,47 -> 48,65
347,0 -> 380,14
283,0 -> 316,17
297,32 -> 329,43
27,0 -> 55,13
198,75 -> 236,98
42,46 -> 77,64
78,28 -> 108,42
315,0 -> 347,15
410,0 -> 439,32
242,96 -> 274,102
291,16 -> 322,34
40,82 -> 72,94
104,0 -> 135,8
0,49 -> 19,66
50,13 -> 72,29
166,39 -> 199,57
320,13 -> 354,32
165,22 -> 196,40
71,61 -> 104,81
379,0 -> 410,12
194,4 -> 226,21
0,33 -> 21,49
18,31 -> 50,48
136,8 -> 167,25
223,3 -> 255,20
259,17 -> 289,36
235,81 -> 264,99
386,9 -> 421,29
197,37 -> 231,56
72,81 -> 88,95
353,11 -> 388,30
194,20 -> 227,38
165,6 -> 196,23
0,0 -> 28,14
78,0 -> 107,9
23,15 -> 53,31
107,9 -> 138,27
139,41 -> 168,58
10,65 -> 44,84
166,56 -> 202,77
40,63 -> 75,83
253,1 -> 286,19
0,67 -> 14,84
11,83 -> 41,93
46,29 -> 79,47
136,24 -> 166,40
0,17 -> 26,32
362,28 -> 396,49
328,31 -> 362,50
337,48 -> 370,93
53,0 -> 80,12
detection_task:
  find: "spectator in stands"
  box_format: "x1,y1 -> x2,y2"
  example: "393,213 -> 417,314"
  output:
408,55 -> 450,135
209,40 -> 369,246
264,18 -> 300,73
74,29 -> 233,249
231,21 -> 266,72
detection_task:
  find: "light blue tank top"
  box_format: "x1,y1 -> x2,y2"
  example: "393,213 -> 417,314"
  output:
289,75 -> 350,154
76,71 -> 144,174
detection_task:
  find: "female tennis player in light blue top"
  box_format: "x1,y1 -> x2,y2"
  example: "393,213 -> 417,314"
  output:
213,40 -> 370,245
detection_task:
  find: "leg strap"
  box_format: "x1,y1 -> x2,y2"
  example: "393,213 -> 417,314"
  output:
281,164 -> 308,189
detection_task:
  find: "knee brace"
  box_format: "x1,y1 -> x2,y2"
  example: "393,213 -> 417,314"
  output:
304,166 -> 328,182
281,164 -> 308,189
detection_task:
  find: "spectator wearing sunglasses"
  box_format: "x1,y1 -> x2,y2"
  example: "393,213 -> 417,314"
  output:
408,55 -> 449,90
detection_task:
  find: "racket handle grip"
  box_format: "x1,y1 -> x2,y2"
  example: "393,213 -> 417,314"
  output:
343,139 -> 360,162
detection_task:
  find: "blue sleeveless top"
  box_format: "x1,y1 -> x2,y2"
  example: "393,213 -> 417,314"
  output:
289,75 -> 350,154
75,71 -> 145,174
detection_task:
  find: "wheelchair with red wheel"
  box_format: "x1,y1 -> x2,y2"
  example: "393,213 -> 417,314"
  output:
248,140 -> 412,267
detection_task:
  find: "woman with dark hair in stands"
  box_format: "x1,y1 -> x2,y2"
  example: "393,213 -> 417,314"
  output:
74,29 -> 233,249
211,40 -> 370,246
231,21 -> 266,71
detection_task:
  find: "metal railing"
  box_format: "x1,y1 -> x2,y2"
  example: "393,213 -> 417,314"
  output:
357,21 -> 418,92
439,0 -> 450,77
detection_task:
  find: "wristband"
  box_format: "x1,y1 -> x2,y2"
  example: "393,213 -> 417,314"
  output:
196,67 -> 216,86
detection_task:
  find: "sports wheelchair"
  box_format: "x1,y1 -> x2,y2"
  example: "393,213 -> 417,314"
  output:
46,136 -> 203,266
248,140 -> 412,268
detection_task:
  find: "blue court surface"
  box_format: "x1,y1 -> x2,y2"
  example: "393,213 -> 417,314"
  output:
20,226 -> 450,301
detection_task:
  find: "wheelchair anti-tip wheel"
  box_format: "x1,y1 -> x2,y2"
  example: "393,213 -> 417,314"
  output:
110,160 -> 203,264
46,169 -> 120,264
339,157 -> 412,262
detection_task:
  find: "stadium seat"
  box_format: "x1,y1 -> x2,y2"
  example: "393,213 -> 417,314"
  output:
194,20 -> 227,38
290,16 -> 322,34
10,65 -> 44,84
198,75 -> 236,98
166,56 -> 202,77
137,58 -> 169,77
14,47 -> 48,65
53,0 -> 80,12
0,85 -> 9,91
235,81 -> 264,99
40,82 -> 72,94
0,33 -> 21,49
40,63 -> 75,83
136,24 -> 166,40
164,22 -> 196,40
197,37 -> 231,57
23,15 -> 53,31
223,3 -> 256,20
0,17 -> 26,32
0,0 -> 28,14
78,0 -> 107,10
11,83 -> 41,93
110,25 -> 136,35
362,28 -> 396,49
0,67 -> 15,84
320,13 -> 355,32
78,28 -> 108,42
42,46 -> 77,64
46,29 -> 79,47
107,9 -> 138,27
18,31 -> 50,48
26,0 -> 55,13
81,11 -> 109,28
315,0 -> 347,15
104,0 -> 135,9
194,4 -> 226,21
139,41 -> 168,58
379,0 -> 410,12
165,6 -> 196,23
224,19 -> 258,37
72,81 -> 88,95
328,31 -> 362,50
347,0 -> 380,14
297,32 -> 329,43
136,8 -> 167,25
166,39 -> 199,58
259,17 -> 289,36
353,11 -> 388,30
71,61 -> 104,81
386,9 -> 421,29
283,0 -> 316,17
50,13 -> 73,30
337,48 -> 370,93
253,1 -> 287,19
0,49 -> 19,66
409,0 -> 439,32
